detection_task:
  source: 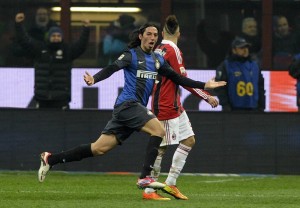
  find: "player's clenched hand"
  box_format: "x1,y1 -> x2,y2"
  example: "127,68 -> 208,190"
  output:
82,19 -> 90,27
15,13 -> 25,23
83,71 -> 94,86
204,77 -> 226,89
206,95 -> 219,108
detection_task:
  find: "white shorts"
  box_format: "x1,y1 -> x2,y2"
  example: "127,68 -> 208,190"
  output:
160,111 -> 195,146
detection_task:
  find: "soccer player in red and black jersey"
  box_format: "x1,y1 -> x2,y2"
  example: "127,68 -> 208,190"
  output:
142,15 -> 219,200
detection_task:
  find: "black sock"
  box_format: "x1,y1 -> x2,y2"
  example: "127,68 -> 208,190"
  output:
139,136 -> 162,179
48,144 -> 93,166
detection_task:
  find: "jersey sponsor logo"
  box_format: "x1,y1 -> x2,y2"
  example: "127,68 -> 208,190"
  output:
137,70 -> 157,79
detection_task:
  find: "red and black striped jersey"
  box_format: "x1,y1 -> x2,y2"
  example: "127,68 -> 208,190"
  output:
151,40 -> 209,120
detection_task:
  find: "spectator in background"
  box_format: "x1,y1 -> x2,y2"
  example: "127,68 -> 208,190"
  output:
15,12 -> 90,109
238,17 -> 261,63
272,15 -> 299,69
196,19 -> 235,68
28,7 -> 58,42
133,15 -> 148,28
11,7 -> 57,66
215,37 -> 265,112
99,14 -> 136,65
288,54 -> 300,112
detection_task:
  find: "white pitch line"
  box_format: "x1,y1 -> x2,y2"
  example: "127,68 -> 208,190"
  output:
200,179 -> 239,183
199,177 -> 264,183
191,193 -> 300,198
0,189 -> 126,196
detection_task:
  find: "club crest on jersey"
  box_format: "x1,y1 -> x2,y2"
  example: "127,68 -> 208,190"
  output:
155,59 -> 160,69
137,70 -> 157,79
234,71 -> 242,77
118,54 -> 125,60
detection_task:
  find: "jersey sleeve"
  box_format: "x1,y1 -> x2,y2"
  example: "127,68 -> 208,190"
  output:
165,47 -> 184,74
93,50 -> 131,83
157,60 -> 206,89
183,86 -> 210,100
181,64 -> 210,100
113,49 -> 132,68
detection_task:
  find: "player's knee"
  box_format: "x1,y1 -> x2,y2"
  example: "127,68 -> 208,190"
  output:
156,128 -> 165,138
151,125 -> 165,138
182,136 -> 196,147
91,148 -> 104,156
91,143 -> 107,156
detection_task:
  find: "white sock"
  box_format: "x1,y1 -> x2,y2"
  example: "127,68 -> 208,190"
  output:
145,155 -> 163,193
165,143 -> 191,186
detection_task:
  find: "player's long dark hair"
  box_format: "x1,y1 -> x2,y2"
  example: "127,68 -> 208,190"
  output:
128,23 -> 159,49
164,15 -> 179,35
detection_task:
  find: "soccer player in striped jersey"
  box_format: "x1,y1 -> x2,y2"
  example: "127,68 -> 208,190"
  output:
142,15 -> 219,200
38,23 -> 225,194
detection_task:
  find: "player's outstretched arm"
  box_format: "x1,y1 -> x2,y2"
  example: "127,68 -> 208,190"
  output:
204,78 -> 226,89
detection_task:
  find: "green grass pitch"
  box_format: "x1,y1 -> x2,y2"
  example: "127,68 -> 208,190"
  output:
1,171 -> 300,208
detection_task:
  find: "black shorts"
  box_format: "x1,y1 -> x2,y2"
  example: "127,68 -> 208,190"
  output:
102,100 -> 156,144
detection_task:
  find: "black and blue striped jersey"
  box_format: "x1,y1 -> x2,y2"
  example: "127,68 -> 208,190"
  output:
93,46 -> 206,107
